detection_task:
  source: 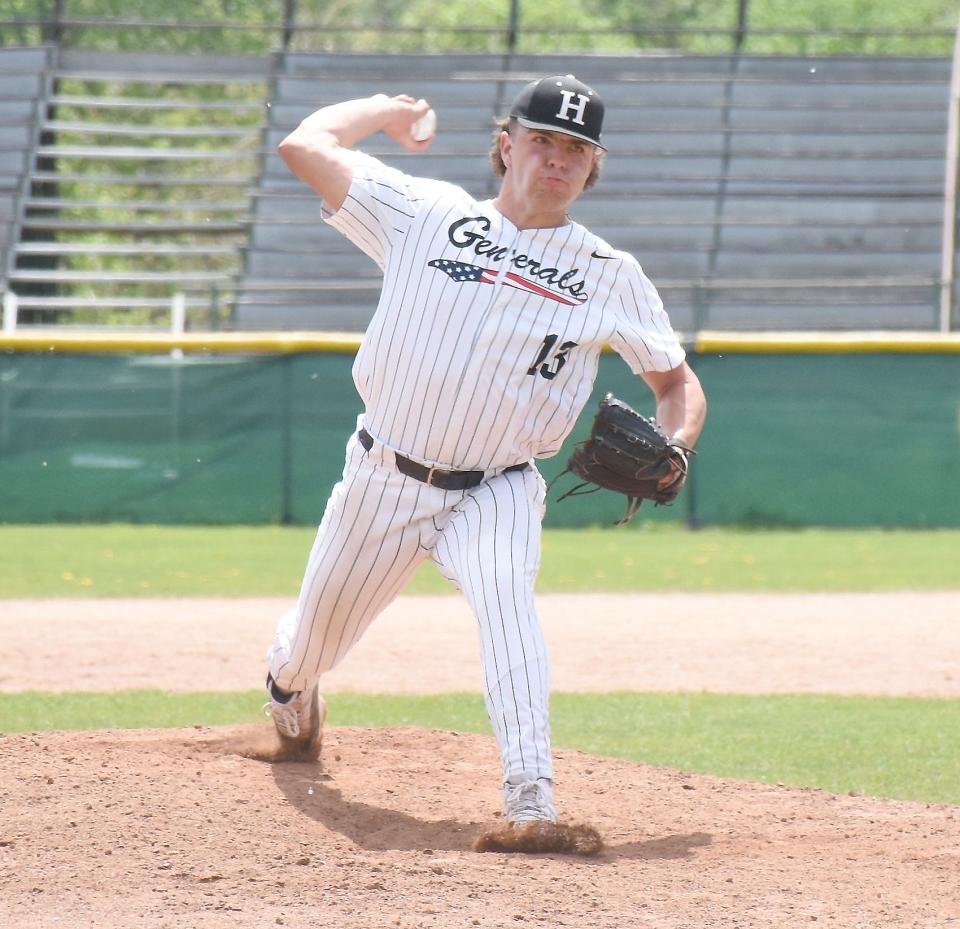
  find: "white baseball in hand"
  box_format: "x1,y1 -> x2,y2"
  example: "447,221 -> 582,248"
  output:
410,108 -> 436,142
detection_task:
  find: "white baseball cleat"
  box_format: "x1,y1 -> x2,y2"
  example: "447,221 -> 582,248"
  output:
264,674 -> 326,759
503,778 -> 557,824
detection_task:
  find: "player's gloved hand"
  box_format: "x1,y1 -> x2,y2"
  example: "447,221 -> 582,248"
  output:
656,444 -> 691,494
552,393 -> 695,525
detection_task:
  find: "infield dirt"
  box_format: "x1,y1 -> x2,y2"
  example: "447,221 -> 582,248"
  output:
2,593 -> 959,928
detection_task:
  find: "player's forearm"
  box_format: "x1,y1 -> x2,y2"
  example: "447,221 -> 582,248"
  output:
281,93 -> 432,157
278,95 -> 413,206
284,95 -> 406,151
653,367 -> 707,448
278,94 -> 430,205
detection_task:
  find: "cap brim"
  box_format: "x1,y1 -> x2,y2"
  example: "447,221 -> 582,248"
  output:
514,116 -> 606,151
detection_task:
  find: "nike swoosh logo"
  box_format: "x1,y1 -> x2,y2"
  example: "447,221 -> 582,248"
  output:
591,250 -> 616,260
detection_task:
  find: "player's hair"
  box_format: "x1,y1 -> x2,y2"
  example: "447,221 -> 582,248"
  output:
489,117 -> 603,190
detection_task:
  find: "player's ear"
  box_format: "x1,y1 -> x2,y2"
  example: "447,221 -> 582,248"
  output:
499,130 -> 513,170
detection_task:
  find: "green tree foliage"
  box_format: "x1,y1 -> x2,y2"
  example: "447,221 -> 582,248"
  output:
584,0 -> 740,54
2,0 -> 956,55
744,0 -> 957,55
3,0 -> 286,53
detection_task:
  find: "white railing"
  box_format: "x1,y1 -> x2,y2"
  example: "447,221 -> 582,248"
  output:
3,290 -> 17,334
1,289 -> 193,337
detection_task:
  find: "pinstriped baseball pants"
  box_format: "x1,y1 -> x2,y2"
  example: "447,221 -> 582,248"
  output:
267,427 -> 553,783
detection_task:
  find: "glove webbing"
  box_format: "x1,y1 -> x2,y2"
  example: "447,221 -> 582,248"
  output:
548,471 -> 646,526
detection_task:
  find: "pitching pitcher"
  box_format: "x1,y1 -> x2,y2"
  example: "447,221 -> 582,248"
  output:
264,75 -> 707,850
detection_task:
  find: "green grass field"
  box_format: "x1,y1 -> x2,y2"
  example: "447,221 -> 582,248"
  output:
2,522 -> 958,805
3,689 -> 958,805
1,523 -> 958,597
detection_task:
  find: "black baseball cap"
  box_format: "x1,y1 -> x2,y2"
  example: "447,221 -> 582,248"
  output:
509,74 -> 605,149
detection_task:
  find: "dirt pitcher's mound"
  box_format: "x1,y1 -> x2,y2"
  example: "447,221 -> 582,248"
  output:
1,725 -> 957,929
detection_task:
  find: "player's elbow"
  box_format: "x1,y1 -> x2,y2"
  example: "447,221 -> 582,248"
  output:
277,135 -> 297,174
278,125 -> 333,165
277,130 -> 351,208
277,130 -> 310,166
277,133 -> 326,186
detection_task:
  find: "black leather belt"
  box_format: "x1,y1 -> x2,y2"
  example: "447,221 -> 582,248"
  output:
358,428 -> 528,491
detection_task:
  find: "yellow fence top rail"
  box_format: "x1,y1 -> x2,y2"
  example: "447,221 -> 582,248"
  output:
694,330 -> 960,353
0,331 -> 364,354
1,330 -> 959,354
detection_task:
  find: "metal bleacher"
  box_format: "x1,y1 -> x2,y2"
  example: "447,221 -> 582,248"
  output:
581,54 -> 949,330
2,47 -> 270,326
1,47 -> 953,333
238,51 -> 952,332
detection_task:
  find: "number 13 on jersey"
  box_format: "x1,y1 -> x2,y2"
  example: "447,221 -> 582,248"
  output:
527,334 -> 578,380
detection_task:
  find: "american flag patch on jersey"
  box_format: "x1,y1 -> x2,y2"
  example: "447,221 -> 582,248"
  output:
428,259 -> 587,306
429,259 -> 498,285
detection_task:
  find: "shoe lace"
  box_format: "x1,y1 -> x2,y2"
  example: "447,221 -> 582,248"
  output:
263,698 -> 303,738
504,780 -> 553,821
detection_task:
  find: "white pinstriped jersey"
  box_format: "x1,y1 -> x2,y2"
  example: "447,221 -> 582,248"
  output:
323,152 -> 685,471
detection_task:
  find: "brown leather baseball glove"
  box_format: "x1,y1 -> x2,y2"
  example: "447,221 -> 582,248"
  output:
554,393 -> 694,525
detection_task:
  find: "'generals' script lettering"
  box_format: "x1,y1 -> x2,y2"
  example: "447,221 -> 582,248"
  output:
447,216 -> 588,301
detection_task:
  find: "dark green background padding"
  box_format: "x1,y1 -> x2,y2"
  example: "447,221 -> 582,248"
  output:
1,350 -> 957,526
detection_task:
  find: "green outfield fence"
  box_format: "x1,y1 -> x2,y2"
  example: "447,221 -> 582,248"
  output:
1,331 -> 958,528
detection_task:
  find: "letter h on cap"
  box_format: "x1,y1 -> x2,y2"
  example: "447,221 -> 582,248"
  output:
556,90 -> 589,126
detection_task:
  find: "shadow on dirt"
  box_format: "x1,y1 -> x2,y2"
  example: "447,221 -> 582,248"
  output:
269,759 -> 478,852
602,832 -> 713,861
165,727 -> 716,864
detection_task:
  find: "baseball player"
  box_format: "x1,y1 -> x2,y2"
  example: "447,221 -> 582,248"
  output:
265,76 -> 707,833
